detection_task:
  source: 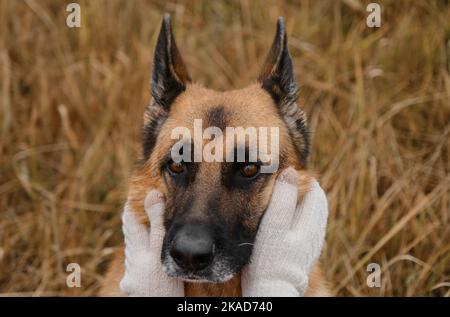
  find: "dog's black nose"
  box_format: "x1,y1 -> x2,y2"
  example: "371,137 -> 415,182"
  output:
170,223 -> 214,271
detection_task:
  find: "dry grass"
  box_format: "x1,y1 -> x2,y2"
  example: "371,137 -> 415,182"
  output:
0,0 -> 449,296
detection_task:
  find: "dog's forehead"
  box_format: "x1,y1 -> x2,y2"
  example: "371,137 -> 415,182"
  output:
153,83 -> 295,166
167,83 -> 284,128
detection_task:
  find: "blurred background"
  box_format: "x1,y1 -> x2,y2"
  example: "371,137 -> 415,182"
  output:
0,0 -> 449,296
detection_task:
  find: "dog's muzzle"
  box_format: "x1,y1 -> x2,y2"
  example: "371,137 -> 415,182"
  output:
169,222 -> 215,272
162,218 -> 252,283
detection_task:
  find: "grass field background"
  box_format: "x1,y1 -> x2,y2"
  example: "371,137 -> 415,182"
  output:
0,0 -> 449,296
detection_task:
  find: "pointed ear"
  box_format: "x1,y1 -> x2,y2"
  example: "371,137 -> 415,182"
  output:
143,14 -> 191,159
258,17 -> 296,107
259,17 -> 310,167
151,14 -> 191,109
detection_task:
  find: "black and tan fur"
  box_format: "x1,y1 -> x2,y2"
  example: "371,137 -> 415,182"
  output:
101,14 -> 329,297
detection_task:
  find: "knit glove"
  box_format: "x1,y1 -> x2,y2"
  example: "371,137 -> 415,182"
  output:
119,190 -> 184,296
241,167 -> 329,297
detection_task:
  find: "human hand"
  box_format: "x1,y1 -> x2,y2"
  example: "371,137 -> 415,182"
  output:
119,190 -> 184,296
241,167 -> 328,297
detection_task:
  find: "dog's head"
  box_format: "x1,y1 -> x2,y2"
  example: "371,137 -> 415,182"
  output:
128,15 -> 311,283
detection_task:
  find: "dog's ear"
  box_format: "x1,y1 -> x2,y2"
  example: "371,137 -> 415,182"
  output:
143,14 -> 191,159
152,14 -> 191,109
258,17 -> 309,167
258,17 -> 296,107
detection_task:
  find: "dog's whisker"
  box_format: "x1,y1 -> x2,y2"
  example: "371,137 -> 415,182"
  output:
238,243 -> 254,247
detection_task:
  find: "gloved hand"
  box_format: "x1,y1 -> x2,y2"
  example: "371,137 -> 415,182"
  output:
241,167 -> 329,297
119,190 -> 184,296
120,167 -> 328,297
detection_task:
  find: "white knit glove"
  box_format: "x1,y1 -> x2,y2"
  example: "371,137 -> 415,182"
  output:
241,167 -> 329,297
119,190 -> 184,296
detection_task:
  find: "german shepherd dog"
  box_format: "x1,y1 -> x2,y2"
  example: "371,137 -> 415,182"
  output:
101,15 -> 329,296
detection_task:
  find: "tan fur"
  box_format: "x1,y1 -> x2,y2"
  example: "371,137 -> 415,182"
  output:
100,83 -> 330,296
128,83 -> 305,224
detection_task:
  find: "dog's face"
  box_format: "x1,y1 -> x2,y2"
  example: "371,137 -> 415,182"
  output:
127,15 -> 310,283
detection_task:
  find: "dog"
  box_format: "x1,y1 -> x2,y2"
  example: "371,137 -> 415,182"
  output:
100,14 -> 329,296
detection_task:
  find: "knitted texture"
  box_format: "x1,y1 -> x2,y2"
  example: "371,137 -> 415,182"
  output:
120,168 -> 328,297
119,191 -> 184,296
241,167 -> 329,296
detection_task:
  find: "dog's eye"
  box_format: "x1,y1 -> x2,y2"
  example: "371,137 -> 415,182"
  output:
240,164 -> 259,178
167,160 -> 185,174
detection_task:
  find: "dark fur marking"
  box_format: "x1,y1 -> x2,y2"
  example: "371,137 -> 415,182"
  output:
143,116 -> 161,159
206,106 -> 227,130
295,117 -> 310,166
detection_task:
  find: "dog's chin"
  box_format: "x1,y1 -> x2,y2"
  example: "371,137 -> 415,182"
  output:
161,255 -> 238,283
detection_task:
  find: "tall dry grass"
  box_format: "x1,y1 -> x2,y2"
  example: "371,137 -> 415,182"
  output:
0,0 -> 449,296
